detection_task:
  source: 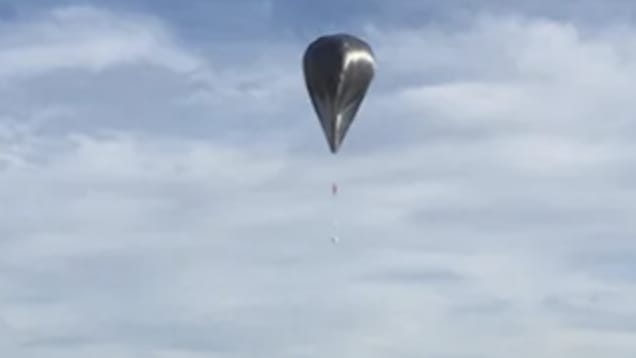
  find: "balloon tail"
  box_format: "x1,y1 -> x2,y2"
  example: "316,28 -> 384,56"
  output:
331,181 -> 339,245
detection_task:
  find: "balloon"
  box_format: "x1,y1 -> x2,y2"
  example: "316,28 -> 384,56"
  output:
303,33 -> 375,153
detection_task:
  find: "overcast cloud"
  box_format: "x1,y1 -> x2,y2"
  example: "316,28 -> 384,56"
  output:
1,1 -> 636,357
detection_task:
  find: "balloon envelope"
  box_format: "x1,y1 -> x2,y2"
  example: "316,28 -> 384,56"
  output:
303,34 -> 375,153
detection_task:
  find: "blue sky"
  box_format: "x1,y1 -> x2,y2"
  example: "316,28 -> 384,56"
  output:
1,1 -> 636,357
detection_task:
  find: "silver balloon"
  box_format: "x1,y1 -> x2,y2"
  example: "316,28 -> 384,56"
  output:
303,34 -> 375,153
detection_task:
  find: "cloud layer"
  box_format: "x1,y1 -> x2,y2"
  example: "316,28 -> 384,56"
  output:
1,3 -> 636,358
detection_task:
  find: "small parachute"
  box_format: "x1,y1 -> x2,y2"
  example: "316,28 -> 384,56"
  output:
303,33 -> 375,153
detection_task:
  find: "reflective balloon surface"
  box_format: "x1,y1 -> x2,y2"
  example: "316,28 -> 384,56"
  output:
303,34 -> 375,153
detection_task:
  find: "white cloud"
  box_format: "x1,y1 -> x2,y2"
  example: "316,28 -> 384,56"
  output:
0,6 -> 202,79
1,5 -> 636,358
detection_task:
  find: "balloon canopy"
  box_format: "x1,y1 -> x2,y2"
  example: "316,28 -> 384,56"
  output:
303,33 -> 375,153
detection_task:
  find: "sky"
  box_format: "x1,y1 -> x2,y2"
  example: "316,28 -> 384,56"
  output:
1,0 -> 636,357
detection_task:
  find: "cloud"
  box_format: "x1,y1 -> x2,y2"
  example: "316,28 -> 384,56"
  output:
0,6 -> 202,79
1,3 -> 636,358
